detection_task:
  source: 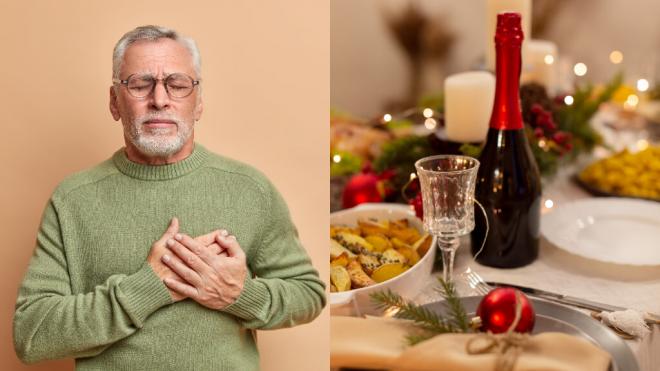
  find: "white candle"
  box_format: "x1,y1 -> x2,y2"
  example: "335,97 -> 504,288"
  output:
485,0 -> 532,72
444,71 -> 495,143
521,39 -> 558,95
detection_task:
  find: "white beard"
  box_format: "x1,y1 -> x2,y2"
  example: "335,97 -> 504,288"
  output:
126,113 -> 193,157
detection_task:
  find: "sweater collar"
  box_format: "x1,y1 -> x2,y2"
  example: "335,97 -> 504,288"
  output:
113,143 -> 209,181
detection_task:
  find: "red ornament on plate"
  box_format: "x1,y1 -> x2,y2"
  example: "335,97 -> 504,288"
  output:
476,287 -> 535,334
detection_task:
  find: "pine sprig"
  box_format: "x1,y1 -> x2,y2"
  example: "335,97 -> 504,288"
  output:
370,278 -> 471,346
405,332 -> 436,346
370,290 -> 454,334
436,278 -> 470,332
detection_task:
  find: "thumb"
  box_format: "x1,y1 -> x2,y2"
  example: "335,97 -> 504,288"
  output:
216,234 -> 244,259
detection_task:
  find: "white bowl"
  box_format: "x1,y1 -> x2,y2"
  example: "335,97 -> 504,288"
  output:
330,203 -> 436,316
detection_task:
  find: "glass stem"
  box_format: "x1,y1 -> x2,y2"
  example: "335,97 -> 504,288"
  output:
438,237 -> 459,283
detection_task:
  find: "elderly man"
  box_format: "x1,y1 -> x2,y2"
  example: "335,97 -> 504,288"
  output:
13,25 -> 325,370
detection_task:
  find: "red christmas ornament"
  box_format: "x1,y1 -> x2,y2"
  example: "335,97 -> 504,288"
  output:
342,172 -> 383,208
476,287 -> 535,334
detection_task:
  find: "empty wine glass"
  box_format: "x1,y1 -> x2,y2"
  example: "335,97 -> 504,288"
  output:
414,155 -> 480,283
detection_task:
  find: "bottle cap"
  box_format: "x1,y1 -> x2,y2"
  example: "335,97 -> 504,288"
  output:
495,12 -> 523,45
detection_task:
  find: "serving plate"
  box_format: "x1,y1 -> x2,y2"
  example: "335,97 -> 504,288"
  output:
330,203 -> 436,316
574,174 -> 659,203
424,296 -> 639,371
541,198 -> 660,266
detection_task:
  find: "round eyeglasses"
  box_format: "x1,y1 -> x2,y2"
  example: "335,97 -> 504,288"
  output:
113,73 -> 200,98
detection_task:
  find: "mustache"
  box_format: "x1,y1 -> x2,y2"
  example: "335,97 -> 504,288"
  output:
134,113 -> 184,127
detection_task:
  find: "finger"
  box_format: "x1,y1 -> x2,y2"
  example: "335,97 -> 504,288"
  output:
162,253 -> 203,287
195,229 -> 221,247
174,233 -> 217,266
216,234 -> 245,259
206,242 -> 227,256
163,277 -> 198,299
167,238 -> 210,274
157,217 -> 179,244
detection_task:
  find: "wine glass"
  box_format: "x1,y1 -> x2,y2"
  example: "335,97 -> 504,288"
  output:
414,155 -> 480,283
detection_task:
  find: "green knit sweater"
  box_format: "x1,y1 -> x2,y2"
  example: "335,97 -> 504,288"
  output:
13,143 -> 325,371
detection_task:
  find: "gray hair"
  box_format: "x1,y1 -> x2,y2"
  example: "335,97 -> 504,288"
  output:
112,25 -> 201,80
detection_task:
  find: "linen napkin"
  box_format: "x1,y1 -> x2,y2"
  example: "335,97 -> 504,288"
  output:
331,316 -> 611,371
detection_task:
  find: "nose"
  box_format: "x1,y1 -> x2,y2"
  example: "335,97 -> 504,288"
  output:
149,80 -> 170,110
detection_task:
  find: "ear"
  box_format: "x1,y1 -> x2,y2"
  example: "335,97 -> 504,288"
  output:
109,86 -> 121,121
194,95 -> 203,122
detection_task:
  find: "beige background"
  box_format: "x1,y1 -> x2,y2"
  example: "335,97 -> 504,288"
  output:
0,1 -> 328,370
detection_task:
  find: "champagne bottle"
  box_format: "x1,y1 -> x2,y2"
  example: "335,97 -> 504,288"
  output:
470,12 -> 542,268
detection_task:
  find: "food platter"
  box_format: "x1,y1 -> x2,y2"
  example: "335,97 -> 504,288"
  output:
423,296 -> 639,371
574,174 -> 659,202
329,203 -> 436,316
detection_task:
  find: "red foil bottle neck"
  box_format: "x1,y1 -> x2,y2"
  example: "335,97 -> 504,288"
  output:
489,12 -> 524,131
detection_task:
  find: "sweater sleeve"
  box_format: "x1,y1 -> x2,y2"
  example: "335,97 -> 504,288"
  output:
221,181 -> 326,329
13,199 -> 173,364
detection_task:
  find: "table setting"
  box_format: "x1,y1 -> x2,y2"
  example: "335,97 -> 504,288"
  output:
330,1 -> 660,370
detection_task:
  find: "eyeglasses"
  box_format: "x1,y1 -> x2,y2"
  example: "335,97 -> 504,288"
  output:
113,73 -> 200,98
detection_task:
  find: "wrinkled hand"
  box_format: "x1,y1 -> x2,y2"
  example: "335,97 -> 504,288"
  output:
147,218 -> 228,301
161,231 -> 248,310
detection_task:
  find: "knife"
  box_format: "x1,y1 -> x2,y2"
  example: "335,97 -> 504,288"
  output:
486,281 -> 660,322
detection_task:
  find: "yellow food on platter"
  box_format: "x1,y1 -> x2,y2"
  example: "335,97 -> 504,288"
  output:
579,146 -> 660,200
330,218 -> 432,292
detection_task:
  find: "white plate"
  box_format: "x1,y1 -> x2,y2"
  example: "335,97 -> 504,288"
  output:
542,198 -> 660,266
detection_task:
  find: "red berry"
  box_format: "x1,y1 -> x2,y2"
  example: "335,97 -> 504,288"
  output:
409,192 -> 423,219
552,131 -> 570,144
534,127 -> 544,138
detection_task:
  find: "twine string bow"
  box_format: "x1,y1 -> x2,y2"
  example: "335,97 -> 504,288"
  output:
465,291 -> 530,371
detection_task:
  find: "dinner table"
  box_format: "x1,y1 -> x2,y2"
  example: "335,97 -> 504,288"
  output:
413,162 -> 660,371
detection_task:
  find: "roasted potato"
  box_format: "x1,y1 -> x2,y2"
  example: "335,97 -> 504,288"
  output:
331,238 -> 356,259
347,259 -> 376,288
330,266 -> 351,292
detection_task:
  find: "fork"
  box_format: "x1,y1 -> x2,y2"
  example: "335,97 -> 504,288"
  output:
462,267 -> 492,296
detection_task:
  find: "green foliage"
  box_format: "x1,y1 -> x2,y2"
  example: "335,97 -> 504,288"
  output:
373,135 -> 433,197
417,92 -> 445,112
330,150 -> 362,177
459,143 -> 482,158
370,278 -> 471,346
555,73 -> 623,155
436,279 -> 470,332
525,128 -> 559,177
386,119 -> 414,131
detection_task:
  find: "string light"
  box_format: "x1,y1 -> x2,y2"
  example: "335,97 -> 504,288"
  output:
544,55 -> 554,65
637,139 -> 649,151
332,154 -> 341,163
544,199 -> 554,209
410,173 -> 417,180
424,118 -> 437,130
574,63 -> 587,76
609,50 -> 623,64
383,113 -> 392,122
625,94 -> 639,108
637,79 -> 649,92
564,95 -> 574,105
422,108 -> 433,118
